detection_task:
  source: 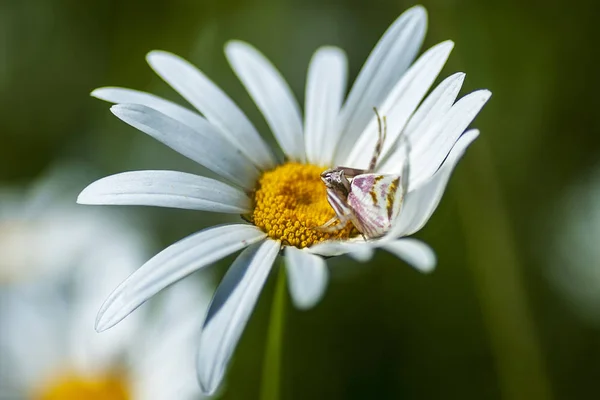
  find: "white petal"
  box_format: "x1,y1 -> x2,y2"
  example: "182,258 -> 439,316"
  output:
381,238 -> 436,273
284,247 -> 329,310
111,104 -> 259,190
378,72 -> 465,175
304,47 -> 348,166
77,170 -> 251,214
404,72 -> 465,141
344,41 -> 455,168
92,87 -> 212,139
146,51 -> 276,170
348,246 -> 375,262
307,239 -> 372,258
333,5 -> 427,163
95,224 -> 266,332
197,240 -> 280,395
226,41 -> 305,162
410,90 -> 491,186
390,129 -> 480,237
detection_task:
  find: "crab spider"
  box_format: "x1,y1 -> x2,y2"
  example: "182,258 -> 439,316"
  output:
317,109 -> 410,239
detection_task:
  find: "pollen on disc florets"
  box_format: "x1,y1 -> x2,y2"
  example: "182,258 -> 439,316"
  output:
251,162 -> 355,248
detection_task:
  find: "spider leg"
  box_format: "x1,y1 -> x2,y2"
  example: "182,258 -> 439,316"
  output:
314,214 -> 352,233
315,189 -> 355,233
368,108 -> 387,172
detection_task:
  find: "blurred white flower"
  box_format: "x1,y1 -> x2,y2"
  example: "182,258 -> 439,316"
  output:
545,165 -> 600,325
0,172 -> 119,283
0,168 -> 210,399
78,5 -> 490,394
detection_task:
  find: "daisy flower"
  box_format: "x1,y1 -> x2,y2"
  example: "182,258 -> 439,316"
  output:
78,5 -> 490,394
0,171 -> 210,399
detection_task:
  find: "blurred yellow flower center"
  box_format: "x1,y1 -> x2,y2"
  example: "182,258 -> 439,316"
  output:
251,162 -> 355,248
35,374 -> 129,400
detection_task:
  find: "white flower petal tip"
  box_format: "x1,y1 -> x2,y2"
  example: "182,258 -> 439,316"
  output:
333,4 -> 428,164
454,71 -> 467,82
145,51 -> 188,80
77,171 -> 251,213
464,128 -> 481,142
436,41 -> 455,63
109,103 -> 259,190
411,70 -> 466,123
382,239 -> 436,273
145,50 -> 276,171
146,49 -> 171,64
348,246 -> 375,263
406,88 -> 491,186
315,45 -> 346,56
433,40 -> 454,53
406,4 -> 427,19
382,71 -> 466,162
197,240 -> 280,395
90,87 -> 115,99
225,40 -> 306,162
91,86 -> 147,103
90,86 -> 226,155
462,89 -> 492,112
344,39 -> 456,167
94,224 -> 266,333
285,247 -> 329,310
474,89 -> 492,103
393,5 -> 428,30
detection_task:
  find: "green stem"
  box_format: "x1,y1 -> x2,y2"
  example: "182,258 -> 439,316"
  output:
456,139 -> 552,400
260,265 -> 287,400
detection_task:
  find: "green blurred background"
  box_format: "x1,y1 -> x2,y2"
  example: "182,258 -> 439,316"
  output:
2,0 -> 599,398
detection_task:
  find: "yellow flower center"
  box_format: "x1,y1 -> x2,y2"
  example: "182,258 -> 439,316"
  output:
35,374 -> 129,400
251,162 -> 355,248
